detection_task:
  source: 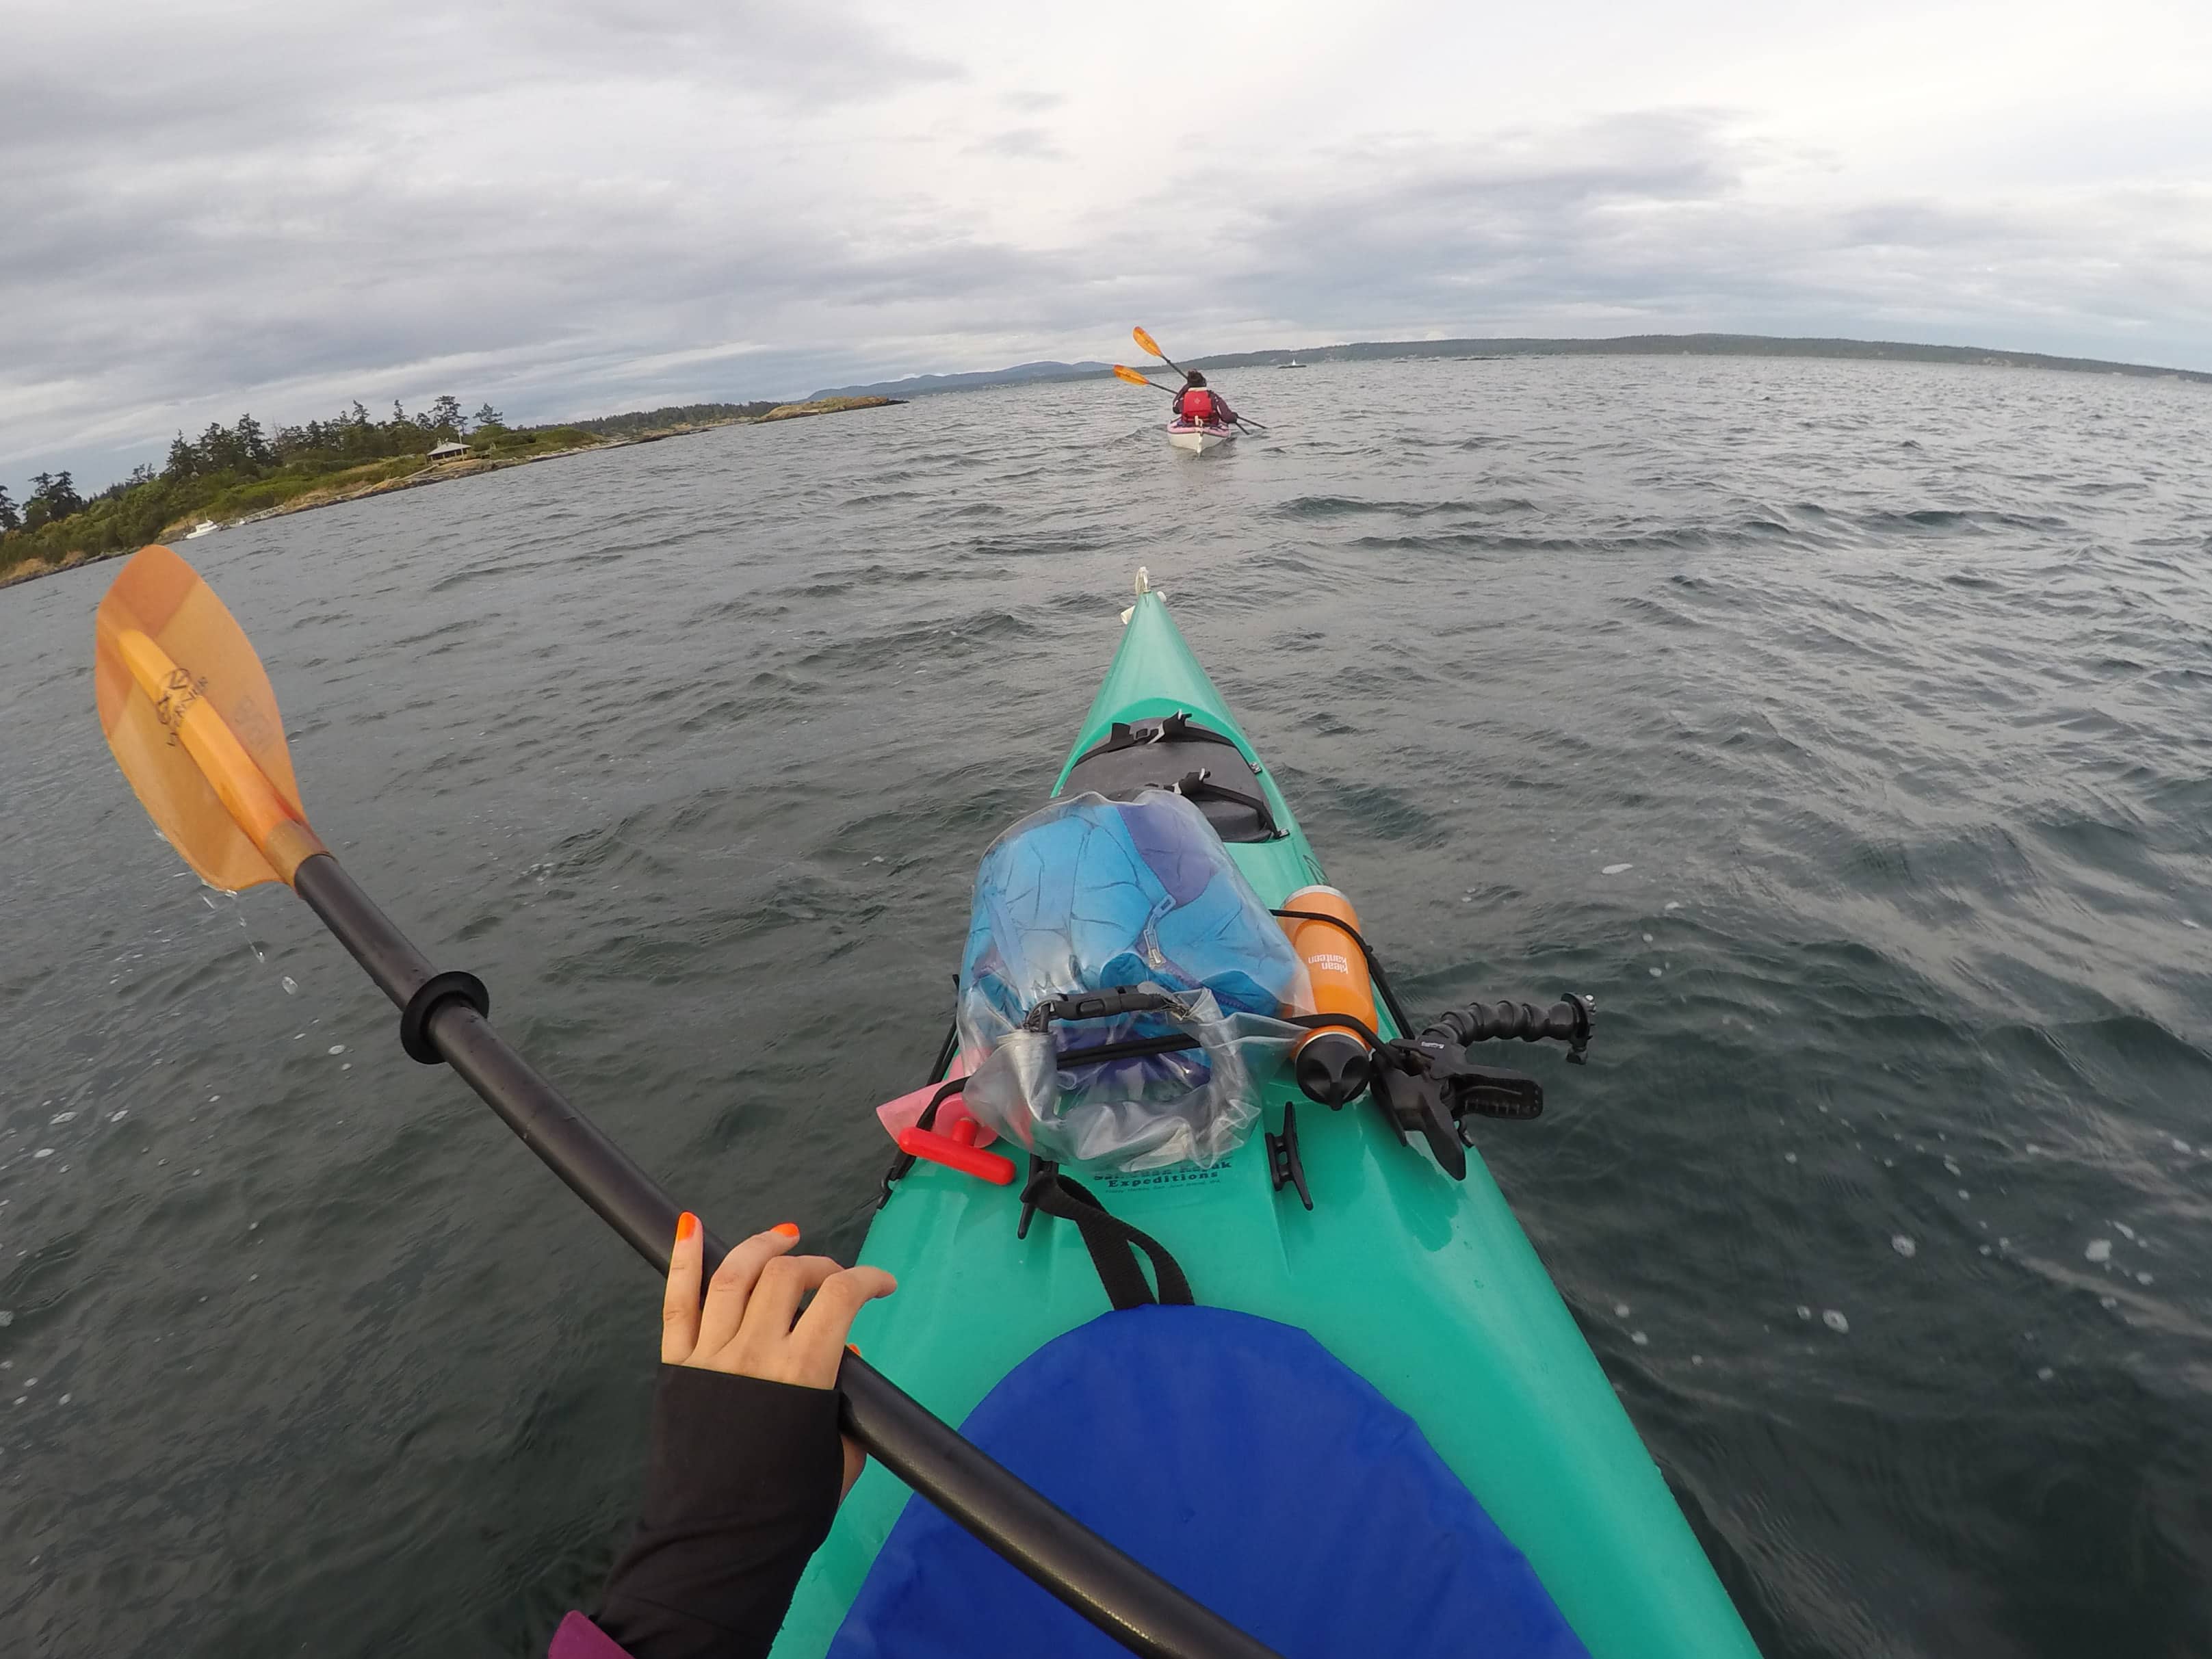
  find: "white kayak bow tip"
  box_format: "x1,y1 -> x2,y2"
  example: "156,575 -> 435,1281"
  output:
1122,566 -> 1164,625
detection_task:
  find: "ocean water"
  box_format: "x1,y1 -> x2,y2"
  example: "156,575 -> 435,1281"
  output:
3,354 -> 2210,1657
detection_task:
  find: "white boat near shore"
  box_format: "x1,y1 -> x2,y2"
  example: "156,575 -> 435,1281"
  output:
182,520 -> 218,540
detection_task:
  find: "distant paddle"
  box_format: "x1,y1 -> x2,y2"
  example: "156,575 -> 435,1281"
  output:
1132,325 -> 1188,380
1115,364 -> 1175,395
91,545 -> 1282,1659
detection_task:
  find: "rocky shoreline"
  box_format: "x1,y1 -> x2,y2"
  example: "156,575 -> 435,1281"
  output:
0,395 -> 899,592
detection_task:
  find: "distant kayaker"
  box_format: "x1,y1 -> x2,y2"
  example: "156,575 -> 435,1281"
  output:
1173,371 -> 1237,426
547,1216 -> 895,1659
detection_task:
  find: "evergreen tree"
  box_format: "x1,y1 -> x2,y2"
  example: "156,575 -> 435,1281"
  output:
36,471 -> 83,517
1,388 -> 536,568
23,472 -> 56,530
235,413 -> 270,468
199,421 -> 237,473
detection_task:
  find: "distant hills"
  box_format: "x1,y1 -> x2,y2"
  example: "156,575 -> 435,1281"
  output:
811,334 -> 2212,400
811,359 -> 1115,400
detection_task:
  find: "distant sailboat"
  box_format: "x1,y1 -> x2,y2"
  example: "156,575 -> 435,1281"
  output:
1281,356 -> 1307,369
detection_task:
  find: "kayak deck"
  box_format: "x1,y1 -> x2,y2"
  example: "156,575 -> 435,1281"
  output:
768,591 -> 1758,1658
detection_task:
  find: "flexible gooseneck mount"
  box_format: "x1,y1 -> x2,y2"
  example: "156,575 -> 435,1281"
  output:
1426,995 -> 1593,1060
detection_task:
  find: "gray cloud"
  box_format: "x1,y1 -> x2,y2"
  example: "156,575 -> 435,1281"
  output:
4,5 -> 2208,488
967,127 -> 1065,160
1158,114 -> 2212,363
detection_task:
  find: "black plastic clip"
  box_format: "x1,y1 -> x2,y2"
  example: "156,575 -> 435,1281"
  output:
1265,1103 -> 1312,1210
1372,1053 -> 1468,1180
1022,986 -> 1176,1032
1017,1155 -> 1059,1239
399,969 -> 491,1065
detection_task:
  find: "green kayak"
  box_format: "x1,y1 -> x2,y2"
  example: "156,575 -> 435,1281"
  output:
769,582 -> 1760,1658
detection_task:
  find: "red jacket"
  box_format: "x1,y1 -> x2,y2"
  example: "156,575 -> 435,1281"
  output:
1175,387 -> 1229,423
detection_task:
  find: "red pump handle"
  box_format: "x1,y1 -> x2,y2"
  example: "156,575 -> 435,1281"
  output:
897,1114 -> 1018,1185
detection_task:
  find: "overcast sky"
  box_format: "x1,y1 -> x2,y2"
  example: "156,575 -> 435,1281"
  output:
5,0 -> 2210,486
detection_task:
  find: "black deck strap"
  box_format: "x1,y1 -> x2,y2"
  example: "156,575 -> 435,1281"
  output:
1023,985 -> 1179,1032
878,1075 -> 971,1203
1069,711 -> 1241,766
1058,1032 -> 1203,1067
925,1019 -> 959,1086
1019,1168 -> 1195,1311
399,969 -> 490,1065
1271,908 -> 1414,1036
914,1077 -> 968,1132
879,1008 -> 968,1207
1153,712 -> 1238,749
1281,1010 -> 1385,1051
1172,770 -> 1279,837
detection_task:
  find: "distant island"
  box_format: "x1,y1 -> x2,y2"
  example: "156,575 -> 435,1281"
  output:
0,394 -> 896,589
813,332 -> 2212,400
814,359 -> 1115,400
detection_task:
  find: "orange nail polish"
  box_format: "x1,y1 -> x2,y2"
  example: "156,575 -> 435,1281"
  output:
772,1221 -> 801,1238
675,1211 -> 697,1242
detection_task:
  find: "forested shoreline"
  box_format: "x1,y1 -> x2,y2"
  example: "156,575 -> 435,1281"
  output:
0,395 -> 595,581
0,393 -> 896,585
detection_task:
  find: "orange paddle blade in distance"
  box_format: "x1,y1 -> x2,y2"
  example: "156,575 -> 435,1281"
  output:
94,545 -> 326,892
1132,326 -> 1164,359
1112,365 -> 1156,387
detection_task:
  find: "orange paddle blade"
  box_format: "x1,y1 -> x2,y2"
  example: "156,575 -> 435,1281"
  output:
1113,365 -> 1156,387
94,545 -> 326,891
1132,326 -> 1164,359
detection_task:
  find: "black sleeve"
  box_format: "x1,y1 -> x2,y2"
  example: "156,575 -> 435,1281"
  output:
595,1366 -> 845,1659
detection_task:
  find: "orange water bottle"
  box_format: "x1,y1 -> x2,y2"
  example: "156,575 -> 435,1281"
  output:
1279,884 -> 1380,1106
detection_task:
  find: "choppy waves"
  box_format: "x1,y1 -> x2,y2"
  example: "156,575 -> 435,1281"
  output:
3,354 -> 2210,1656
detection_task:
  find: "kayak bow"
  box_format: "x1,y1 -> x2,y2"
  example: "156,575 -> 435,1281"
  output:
775,584 -> 1760,1657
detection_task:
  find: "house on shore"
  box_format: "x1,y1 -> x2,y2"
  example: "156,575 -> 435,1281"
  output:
428,440 -> 469,461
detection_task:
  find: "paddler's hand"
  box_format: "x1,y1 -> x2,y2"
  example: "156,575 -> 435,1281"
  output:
661,1213 -> 897,1497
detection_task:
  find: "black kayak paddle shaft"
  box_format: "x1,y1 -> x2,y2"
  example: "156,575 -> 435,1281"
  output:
287,852 -> 1279,1659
